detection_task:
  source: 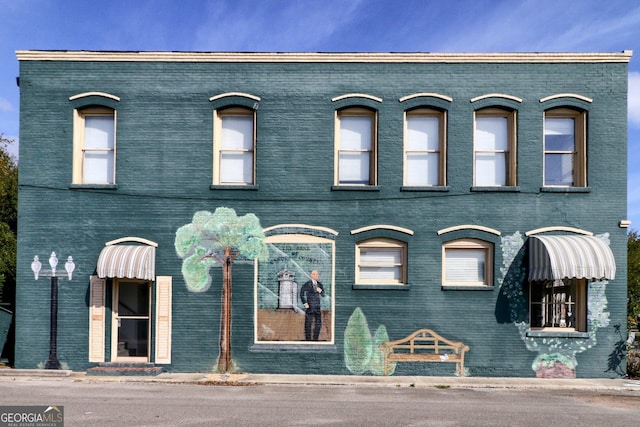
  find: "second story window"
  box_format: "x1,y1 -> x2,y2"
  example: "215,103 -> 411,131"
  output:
73,107 -> 116,185
335,107 -> 377,185
543,108 -> 586,187
474,108 -> 516,187
214,107 -> 256,185
404,108 -> 446,186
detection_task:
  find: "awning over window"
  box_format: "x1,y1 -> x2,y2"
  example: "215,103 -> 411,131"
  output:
97,245 -> 156,281
528,235 -> 616,281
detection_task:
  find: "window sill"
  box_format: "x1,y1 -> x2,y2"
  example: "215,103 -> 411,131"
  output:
470,186 -> 520,192
249,343 -> 337,352
526,329 -> 589,338
441,285 -> 495,291
331,185 -> 380,191
353,283 -> 411,290
210,184 -> 259,191
401,186 -> 449,192
540,186 -> 590,193
69,184 -> 118,190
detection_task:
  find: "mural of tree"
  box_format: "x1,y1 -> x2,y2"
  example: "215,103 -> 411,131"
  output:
175,208 -> 268,372
344,308 -> 372,374
344,307 -> 392,375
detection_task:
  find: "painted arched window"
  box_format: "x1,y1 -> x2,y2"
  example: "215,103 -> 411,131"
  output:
256,227 -> 337,345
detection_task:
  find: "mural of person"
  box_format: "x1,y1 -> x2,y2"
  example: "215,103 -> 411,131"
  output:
300,270 -> 326,340
256,237 -> 334,343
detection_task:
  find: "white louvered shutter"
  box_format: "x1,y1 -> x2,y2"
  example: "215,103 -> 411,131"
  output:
88,275 -> 106,362
155,276 -> 172,364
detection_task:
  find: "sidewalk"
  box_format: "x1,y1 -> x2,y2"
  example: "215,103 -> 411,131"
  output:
1,368 -> 640,391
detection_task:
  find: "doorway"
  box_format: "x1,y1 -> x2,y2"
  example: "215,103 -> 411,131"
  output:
112,280 -> 150,361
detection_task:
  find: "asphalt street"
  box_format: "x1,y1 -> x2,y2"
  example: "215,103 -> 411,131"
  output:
1,371 -> 639,426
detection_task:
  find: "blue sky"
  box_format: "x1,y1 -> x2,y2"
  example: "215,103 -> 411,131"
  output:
1,0 -> 639,229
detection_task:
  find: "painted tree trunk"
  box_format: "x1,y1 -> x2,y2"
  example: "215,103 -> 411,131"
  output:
218,247 -> 233,372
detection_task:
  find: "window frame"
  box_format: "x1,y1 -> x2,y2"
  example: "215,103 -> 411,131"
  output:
473,107 -> 517,187
335,107 -> 377,186
213,106 -> 257,186
442,238 -> 494,287
403,108 -> 447,186
543,107 -> 587,188
72,106 -> 117,185
529,278 -> 587,332
356,238 -> 407,285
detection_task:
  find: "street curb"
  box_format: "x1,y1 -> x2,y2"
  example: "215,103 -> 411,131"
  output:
1,369 -> 639,391
0,368 -> 72,377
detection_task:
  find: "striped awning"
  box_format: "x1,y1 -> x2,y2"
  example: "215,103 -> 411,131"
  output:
97,245 -> 156,281
528,235 -> 616,281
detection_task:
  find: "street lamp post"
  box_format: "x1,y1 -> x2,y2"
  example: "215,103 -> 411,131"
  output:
31,252 -> 75,370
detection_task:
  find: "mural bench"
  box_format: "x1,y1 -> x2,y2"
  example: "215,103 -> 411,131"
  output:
379,328 -> 469,376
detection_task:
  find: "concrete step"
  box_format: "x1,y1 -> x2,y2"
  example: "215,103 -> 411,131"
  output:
87,363 -> 164,376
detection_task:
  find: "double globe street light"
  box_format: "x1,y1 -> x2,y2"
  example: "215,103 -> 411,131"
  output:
31,252 -> 75,369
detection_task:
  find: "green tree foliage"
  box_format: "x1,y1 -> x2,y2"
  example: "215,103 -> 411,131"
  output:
369,325 -> 392,376
0,135 -> 17,301
343,307 -> 393,375
629,230 -> 640,328
174,207 -> 267,372
175,208 -> 268,291
344,307 -> 372,374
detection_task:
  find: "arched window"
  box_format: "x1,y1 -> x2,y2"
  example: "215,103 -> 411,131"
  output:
442,238 -> 493,287
404,107 -> 447,186
213,106 -> 256,185
73,106 -> 116,185
335,107 -> 377,185
474,107 -> 517,187
356,238 -> 407,285
543,107 -> 587,187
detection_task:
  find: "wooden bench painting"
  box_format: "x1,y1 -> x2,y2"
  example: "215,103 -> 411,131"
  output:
379,328 -> 469,376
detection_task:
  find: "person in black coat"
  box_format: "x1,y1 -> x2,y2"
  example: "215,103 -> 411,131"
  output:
300,270 -> 325,340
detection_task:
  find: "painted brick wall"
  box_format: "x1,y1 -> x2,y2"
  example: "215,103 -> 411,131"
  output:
15,54 -> 629,377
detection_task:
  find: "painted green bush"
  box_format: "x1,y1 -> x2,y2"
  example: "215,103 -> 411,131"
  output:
344,307 -> 372,374
344,307 -> 393,375
369,325 -> 394,376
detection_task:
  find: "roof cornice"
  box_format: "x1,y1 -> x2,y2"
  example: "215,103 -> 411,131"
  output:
15,50 -> 633,63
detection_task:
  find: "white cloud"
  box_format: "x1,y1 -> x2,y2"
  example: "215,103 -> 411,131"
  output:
427,1 -> 640,54
629,72 -> 640,128
533,5 -> 640,52
193,0 -> 364,51
0,97 -> 11,112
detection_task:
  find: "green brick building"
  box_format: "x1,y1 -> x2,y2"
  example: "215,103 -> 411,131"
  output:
14,50 -> 632,377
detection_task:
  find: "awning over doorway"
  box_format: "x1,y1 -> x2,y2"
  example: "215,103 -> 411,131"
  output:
97,245 -> 156,281
528,235 -> 616,281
